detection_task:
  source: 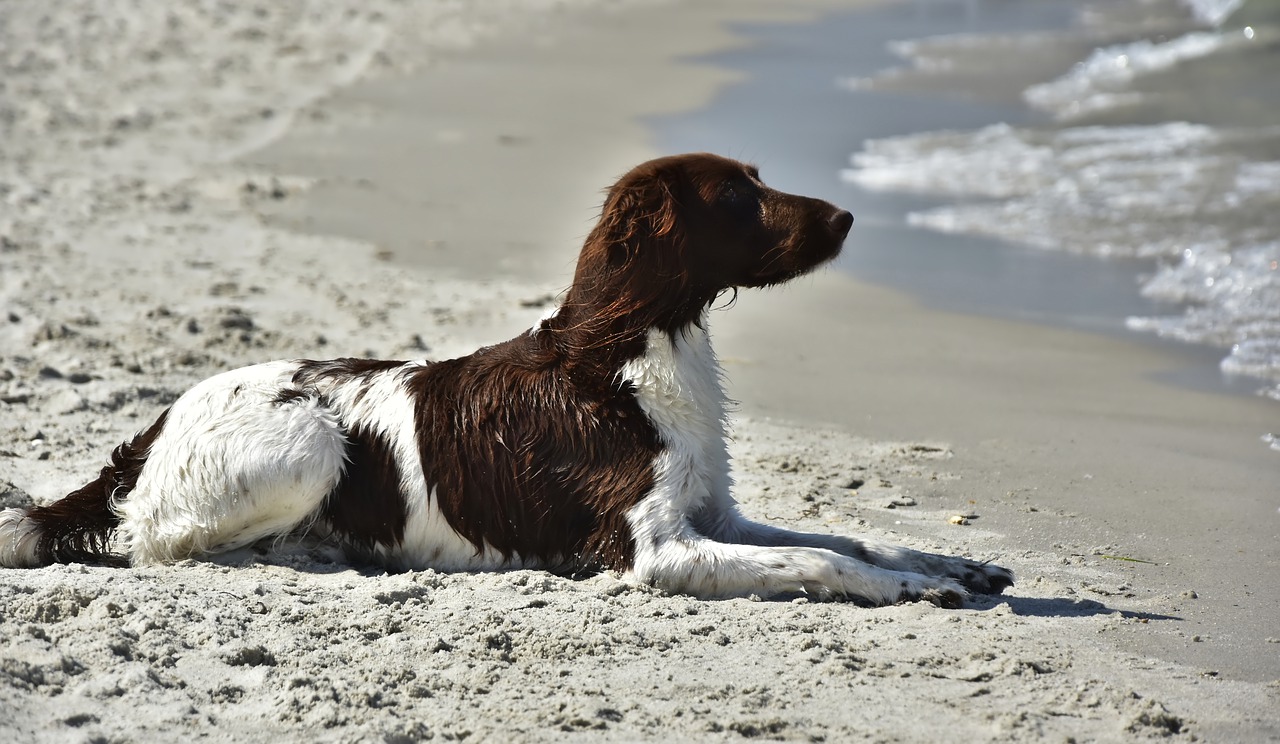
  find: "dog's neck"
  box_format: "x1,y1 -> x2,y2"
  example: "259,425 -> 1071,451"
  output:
550,230 -> 724,354
531,293 -> 725,403
543,290 -> 714,360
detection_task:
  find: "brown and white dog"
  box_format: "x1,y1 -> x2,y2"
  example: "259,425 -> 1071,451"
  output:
0,153 -> 1012,606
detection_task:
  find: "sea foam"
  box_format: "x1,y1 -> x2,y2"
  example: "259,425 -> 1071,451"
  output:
1024,32 -> 1236,119
845,120 -> 1280,397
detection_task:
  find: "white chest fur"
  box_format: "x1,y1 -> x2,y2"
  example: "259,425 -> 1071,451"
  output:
619,317 -> 734,549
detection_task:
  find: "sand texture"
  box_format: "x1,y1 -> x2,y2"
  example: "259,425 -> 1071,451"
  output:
1,1 -> 1277,742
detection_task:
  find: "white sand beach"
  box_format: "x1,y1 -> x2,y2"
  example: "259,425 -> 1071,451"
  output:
1,1 -> 1276,741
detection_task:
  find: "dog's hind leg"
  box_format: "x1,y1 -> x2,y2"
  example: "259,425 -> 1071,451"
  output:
0,362 -> 348,567
114,362 -> 348,564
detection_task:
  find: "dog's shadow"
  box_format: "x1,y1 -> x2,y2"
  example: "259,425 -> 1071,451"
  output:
966,593 -> 1180,621
204,543 -> 375,576
203,546 -> 1181,622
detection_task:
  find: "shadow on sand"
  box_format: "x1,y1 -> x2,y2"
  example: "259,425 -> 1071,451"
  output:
969,593 -> 1180,621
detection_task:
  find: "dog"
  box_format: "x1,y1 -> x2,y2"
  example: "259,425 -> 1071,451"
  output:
0,153 -> 1012,606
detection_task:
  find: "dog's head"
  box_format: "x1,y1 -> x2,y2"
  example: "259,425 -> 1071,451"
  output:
581,152 -> 851,292
569,153 -> 852,336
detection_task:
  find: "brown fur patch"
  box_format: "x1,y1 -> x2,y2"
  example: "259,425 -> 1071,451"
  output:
323,422 -> 407,552
405,334 -> 660,572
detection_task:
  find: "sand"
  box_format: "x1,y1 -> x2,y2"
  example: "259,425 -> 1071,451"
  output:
1,0 -> 1277,741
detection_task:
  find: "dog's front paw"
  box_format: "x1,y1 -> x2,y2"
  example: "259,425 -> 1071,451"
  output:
954,560 -> 1015,596
898,576 -> 967,609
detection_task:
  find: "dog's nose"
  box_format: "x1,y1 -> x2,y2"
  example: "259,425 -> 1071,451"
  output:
828,210 -> 854,238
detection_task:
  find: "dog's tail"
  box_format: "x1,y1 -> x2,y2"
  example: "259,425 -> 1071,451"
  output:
0,409 -> 169,568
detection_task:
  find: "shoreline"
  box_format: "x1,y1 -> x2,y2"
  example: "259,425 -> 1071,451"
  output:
2,1 -> 1278,741
245,0 -> 859,287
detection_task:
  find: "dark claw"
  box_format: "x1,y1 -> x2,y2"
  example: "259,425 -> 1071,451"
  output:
983,567 -> 1015,595
958,562 -> 1015,595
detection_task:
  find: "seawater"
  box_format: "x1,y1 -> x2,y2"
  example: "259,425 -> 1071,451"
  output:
842,0 -> 1280,416
651,0 -> 1173,334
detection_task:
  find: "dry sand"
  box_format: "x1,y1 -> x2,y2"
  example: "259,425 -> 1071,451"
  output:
1,0 -> 1277,742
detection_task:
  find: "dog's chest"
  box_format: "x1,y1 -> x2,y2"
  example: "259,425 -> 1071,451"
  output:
620,322 -> 730,506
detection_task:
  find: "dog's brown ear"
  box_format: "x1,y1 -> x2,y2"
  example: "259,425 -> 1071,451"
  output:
561,165 -> 701,341
594,172 -> 682,267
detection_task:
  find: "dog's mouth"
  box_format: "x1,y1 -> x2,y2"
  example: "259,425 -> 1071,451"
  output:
736,204 -> 853,288
770,220 -> 850,282
747,241 -> 843,287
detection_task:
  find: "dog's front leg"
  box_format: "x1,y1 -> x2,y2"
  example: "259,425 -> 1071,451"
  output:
695,507 -> 1014,595
628,528 -> 966,606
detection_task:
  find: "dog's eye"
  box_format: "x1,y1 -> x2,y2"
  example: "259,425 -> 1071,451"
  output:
718,179 -> 755,208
